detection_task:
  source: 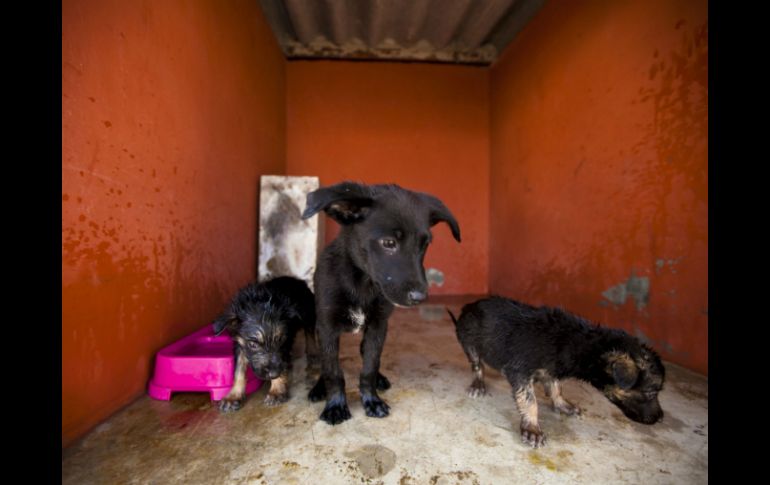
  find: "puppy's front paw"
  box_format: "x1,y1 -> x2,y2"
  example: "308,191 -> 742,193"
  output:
320,399 -> 352,425
218,397 -> 243,413
264,392 -> 289,407
375,372 -> 391,391
520,425 -> 546,448
467,379 -> 487,398
308,378 -> 327,402
362,395 -> 390,418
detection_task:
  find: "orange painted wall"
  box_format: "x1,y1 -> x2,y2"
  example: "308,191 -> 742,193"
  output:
62,0 -> 286,446
489,0 -> 708,374
286,61 -> 489,295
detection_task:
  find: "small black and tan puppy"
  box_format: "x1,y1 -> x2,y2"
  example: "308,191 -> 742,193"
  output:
302,181 -> 461,425
213,276 -> 317,412
449,296 -> 665,448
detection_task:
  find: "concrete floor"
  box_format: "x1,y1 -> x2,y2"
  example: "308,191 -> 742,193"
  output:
62,298 -> 708,484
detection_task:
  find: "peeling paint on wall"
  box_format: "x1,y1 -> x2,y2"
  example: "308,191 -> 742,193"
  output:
62,0 -> 287,445
258,176 -> 323,290
488,0 -> 707,374
425,267 -> 445,287
601,272 -> 650,311
655,257 -> 683,275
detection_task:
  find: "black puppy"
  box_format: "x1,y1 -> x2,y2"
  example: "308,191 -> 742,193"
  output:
449,296 -> 665,448
213,276 -> 317,412
301,181 -> 461,425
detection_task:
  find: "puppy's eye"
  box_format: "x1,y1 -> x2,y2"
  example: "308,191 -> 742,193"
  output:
379,238 -> 398,250
247,340 -> 260,350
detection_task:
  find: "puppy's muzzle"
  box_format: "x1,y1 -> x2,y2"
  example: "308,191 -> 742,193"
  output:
252,366 -> 281,380
621,404 -> 664,425
252,356 -> 284,380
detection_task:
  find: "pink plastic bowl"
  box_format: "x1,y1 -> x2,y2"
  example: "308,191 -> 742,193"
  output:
148,324 -> 263,401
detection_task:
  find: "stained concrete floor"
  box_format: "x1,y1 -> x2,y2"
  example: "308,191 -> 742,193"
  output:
62,298 -> 708,484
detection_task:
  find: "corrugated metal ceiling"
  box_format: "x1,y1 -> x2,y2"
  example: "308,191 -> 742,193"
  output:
258,0 -> 546,65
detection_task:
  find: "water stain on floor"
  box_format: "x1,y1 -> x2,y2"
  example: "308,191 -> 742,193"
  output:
62,297 -> 708,485
344,444 -> 397,478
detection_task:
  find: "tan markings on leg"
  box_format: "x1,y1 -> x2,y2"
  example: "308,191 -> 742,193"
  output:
515,380 -> 546,448
468,361 -> 487,397
225,348 -> 248,400
544,378 -> 581,416
514,381 -> 539,428
264,369 -> 290,406
473,361 -> 484,381
467,350 -> 486,398
533,368 -> 549,381
219,348 -> 247,412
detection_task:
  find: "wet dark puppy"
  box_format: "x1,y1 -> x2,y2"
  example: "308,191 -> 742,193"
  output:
301,181 -> 461,425
449,296 -> 665,448
213,276 -> 317,412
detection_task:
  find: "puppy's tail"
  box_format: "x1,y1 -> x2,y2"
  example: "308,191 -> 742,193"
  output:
446,308 -> 459,327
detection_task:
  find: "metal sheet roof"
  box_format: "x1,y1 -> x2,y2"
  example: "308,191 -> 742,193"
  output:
259,0 -> 546,65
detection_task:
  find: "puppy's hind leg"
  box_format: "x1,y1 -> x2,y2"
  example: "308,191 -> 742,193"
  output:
304,326 -> 321,381
305,328 -> 320,368
463,346 -> 487,398
543,377 -> 581,417
308,375 -> 326,402
306,323 -> 326,402
219,347 -> 248,413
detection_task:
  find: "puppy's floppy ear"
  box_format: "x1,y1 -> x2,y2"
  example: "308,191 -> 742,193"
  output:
606,352 -> 639,389
301,181 -> 374,225
213,313 -> 241,336
420,193 -> 461,242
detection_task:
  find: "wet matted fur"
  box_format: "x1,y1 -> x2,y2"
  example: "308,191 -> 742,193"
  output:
449,296 -> 665,448
213,276 -> 317,412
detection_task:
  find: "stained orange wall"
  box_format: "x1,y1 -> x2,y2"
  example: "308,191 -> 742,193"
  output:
286,61 -> 489,295
62,0 -> 286,446
63,0 -> 708,447
489,0 -> 708,374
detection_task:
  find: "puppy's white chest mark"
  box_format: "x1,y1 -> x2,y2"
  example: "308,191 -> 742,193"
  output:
349,308 -> 366,333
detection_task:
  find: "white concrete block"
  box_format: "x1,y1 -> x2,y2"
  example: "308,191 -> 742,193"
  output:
258,175 -> 323,291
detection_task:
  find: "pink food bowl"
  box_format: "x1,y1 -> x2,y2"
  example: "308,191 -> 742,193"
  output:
148,324 -> 263,401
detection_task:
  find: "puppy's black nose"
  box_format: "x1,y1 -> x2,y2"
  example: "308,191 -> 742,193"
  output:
408,290 -> 427,304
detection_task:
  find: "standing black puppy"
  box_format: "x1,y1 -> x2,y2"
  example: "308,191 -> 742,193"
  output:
213,276 -> 317,412
301,181 -> 461,425
449,296 -> 665,448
